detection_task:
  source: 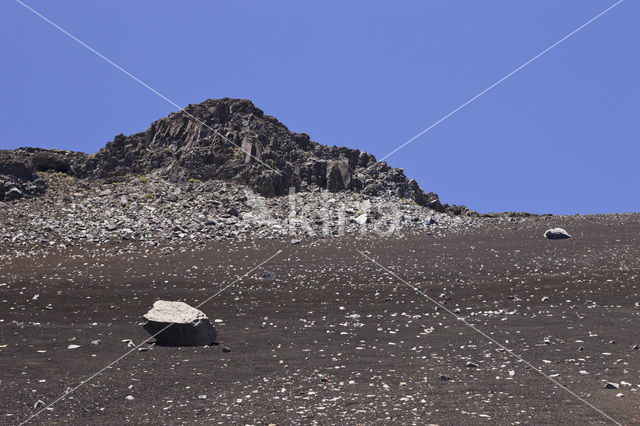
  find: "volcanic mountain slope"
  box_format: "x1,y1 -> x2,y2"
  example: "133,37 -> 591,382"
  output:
0,98 -> 470,214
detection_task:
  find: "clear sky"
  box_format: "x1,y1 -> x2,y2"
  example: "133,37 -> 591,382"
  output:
1,1 -> 637,214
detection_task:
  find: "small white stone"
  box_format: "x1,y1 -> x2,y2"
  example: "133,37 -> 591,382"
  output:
544,228 -> 572,240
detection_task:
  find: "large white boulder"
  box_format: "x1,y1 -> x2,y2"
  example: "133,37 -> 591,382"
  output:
142,300 -> 217,346
544,228 -> 572,240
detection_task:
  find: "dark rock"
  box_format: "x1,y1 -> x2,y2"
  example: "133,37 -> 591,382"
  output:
5,187 -> 23,201
326,159 -> 351,192
363,182 -> 382,196
32,152 -> 71,173
261,271 -> 276,280
544,228 -> 572,240
0,148 -> 86,200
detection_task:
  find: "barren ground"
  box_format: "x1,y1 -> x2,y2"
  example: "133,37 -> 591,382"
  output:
1,214 -> 639,425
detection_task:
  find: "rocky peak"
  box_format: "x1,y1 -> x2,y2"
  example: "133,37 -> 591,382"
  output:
0,98 -> 472,215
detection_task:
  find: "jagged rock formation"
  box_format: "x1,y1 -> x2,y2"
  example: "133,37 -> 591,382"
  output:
0,98 -> 470,214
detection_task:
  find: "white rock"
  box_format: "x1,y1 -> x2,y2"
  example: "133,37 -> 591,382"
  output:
142,300 -> 217,346
354,215 -> 367,225
544,228 -> 571,240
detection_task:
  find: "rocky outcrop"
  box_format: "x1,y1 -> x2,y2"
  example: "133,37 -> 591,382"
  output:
0,98 -> 472,214
0,148 -> 88,201
142,300 -> 217,346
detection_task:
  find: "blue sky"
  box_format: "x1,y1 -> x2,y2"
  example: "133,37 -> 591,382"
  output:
1,1 -> 637,214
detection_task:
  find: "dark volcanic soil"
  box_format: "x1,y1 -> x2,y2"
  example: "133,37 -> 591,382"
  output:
1,214 -> 639,425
